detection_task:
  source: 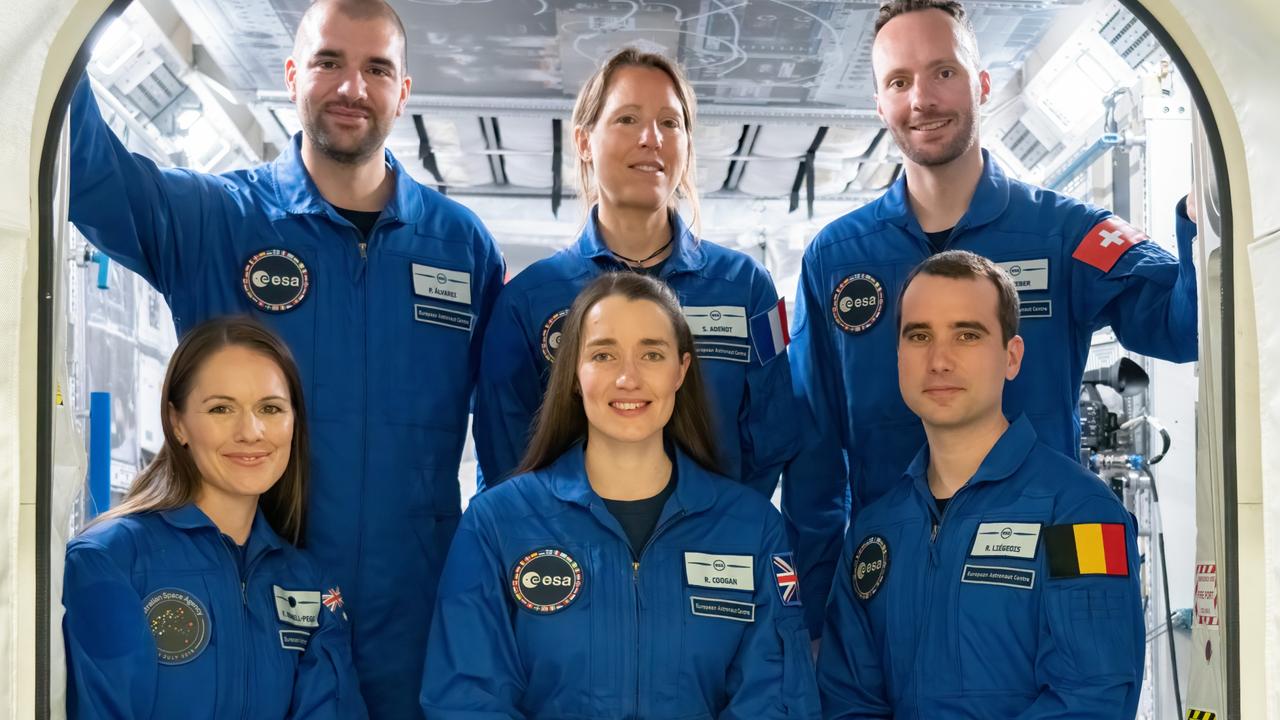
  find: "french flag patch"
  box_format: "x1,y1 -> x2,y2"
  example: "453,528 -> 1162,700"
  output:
749,299 -> 791,366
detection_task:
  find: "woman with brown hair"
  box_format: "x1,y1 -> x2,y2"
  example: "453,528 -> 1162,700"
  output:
422,273 -> 819,719
62,316 -> 365,719
473,47 -> 802,500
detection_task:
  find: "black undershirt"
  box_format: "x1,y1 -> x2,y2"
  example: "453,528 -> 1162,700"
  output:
335,206 -> 382,239
935,495 -> 951,516
603,463 -> 678,558
924,227 -> 954,254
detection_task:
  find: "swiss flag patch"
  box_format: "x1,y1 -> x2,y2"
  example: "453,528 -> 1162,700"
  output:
1072,216 -> 1149,273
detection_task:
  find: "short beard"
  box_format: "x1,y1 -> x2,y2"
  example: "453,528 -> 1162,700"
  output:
892,108 -> 978,168
299,105 -> 388,165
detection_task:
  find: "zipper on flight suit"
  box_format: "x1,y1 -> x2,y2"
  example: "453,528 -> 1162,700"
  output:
915,486 -> 967,714
628,509 -> 686,718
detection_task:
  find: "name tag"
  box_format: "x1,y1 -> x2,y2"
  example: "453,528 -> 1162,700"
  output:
415,304 -> 472,331
1019,300 -> 1052,319
997,258 -> 1049,292
279,629 -> 310,651
412,263 -> 472,305
690,596 -> 755,622
970,522 -> 1041,559
273,586 -> 321,628
695,340 -> 750,363
684,306 -> 748,338
684,552 -> 754,591
962,564 -> 1036,590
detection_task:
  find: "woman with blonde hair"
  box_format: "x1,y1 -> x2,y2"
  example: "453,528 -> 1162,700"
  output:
474,47 -> 802,498
423,273 -> 819,718
62,316 -> 364,719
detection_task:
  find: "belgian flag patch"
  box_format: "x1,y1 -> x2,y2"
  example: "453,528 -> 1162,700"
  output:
1044,523 -> 1129,578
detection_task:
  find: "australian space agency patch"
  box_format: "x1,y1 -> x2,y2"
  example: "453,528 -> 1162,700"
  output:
511,547 -> 583,614
143,588 -> 211,665
832,273 -> 884,334
852,535 -> 889,601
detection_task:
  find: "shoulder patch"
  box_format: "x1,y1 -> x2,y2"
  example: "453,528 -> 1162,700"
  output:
1071,217 -> 1148,273
749,299 -> 791,365
143,588 -> 211,665
1044,522 -> 1129,578
771,552 -> 802,606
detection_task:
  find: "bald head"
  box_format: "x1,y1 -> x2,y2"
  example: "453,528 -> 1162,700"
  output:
294,0 -> 408,73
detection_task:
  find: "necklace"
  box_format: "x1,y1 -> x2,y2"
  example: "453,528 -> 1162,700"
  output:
610,237 -> 674,270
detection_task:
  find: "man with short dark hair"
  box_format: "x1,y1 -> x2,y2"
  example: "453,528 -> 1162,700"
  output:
783,0 -> 1197,635
817,250 -> 1144,718
68,1 -> 504,716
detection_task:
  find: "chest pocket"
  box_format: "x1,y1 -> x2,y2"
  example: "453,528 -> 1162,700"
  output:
953,514 -> 1045,694
370,249 -> 476,428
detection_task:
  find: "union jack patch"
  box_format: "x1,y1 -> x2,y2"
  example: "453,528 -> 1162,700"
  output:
321,587 -> 345,614
772,553 -> 802,607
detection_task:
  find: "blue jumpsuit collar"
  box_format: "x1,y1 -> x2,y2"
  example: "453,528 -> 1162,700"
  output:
271,132 -> 425,225
574,206 -> 706,275
545,440 -> 716,515
875,148 -> 1013,236
904,413 -> 1038,501
158,502 -> 287,562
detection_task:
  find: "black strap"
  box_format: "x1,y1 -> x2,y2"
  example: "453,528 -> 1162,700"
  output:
551,118 -> 563,218
412,115 -> 446,194
789,126 -> 829,218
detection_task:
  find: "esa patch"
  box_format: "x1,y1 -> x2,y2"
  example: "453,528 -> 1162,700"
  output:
143,588 -> 211,665
1044,523 -> 1129,578
540,308 -> 569,362
852,535 -> 889,600
832,273 -> 884,334
511,548 -> 583,614
772,553 -> 802,606
690,596 -> 755,623
969,522 -> 1041,559
279,629 -> 310,652
1072,217 -> 1149,273
684,552 -> 755,592
273,586 -> 322,628
243,249 -> 309,312
961,564 -> 1036,590
411,263 -> 472,305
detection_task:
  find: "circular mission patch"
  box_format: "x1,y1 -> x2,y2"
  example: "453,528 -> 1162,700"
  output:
831,273 -> 884,334
852,535 -> 889,601
243,249 -> 309,312
143,588 -> 211,665
511,547 -> 583,614
540,309 -> 570,363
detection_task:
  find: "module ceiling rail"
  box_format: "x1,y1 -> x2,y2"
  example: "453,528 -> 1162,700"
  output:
252,90 -> 884,126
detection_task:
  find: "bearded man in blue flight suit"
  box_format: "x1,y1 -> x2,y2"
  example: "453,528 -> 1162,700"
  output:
67,1 -> 504,717
784,0 -> 1197,635
818,250 -> 1144,718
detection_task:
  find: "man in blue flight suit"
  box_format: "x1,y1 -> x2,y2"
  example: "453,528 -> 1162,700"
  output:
784,0 -> 1196,635
818,250 -> 1144,718
67,1 -> 504,716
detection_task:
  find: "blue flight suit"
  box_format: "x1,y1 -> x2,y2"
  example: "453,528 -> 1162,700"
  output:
474,209 -> 800,495
421,443 -> 821,719
818,416 -> 1145,718
784,150 -> 1196,633
63,505 -> 365,719
67,77 -> 505,718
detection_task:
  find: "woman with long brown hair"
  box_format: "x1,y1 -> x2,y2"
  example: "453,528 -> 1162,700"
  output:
473,47 -> 803,500
62,316 -> 365,719
423,273 -> 818,719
